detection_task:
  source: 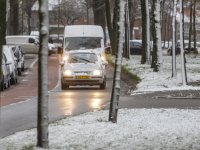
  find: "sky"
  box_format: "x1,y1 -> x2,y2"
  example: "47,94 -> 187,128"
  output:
1,50 -> 200,149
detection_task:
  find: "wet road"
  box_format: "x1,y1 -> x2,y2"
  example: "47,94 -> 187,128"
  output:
0,54 -> 118,138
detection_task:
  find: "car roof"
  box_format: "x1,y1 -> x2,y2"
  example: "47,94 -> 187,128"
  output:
68,50 -> 98,54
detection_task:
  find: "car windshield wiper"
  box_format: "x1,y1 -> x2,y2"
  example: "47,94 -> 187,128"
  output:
79,58 -> 93,63
65,48 -> 72,51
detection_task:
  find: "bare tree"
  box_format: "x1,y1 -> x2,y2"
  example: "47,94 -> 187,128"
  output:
51,0 -> 86,26
179,0 -> 187,86
9,0 -> 19,35
172,0 -> 177,77
109,0 -> 125,123
37,0 -> 49,148
193,0 -> 197,54
140,0 -> 147,64
105,0 -> 119,55
151,0 -> 163,72
22,0 -> 37,34
188,0 -> 193,53
0,0 -> 6,118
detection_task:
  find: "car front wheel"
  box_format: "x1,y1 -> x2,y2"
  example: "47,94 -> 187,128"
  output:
100,77 -> 106,89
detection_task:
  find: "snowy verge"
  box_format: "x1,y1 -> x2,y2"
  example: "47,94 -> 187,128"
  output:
0,109 -> 200,150
107,54 -> 200,94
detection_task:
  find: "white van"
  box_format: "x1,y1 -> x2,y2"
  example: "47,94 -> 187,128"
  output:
57,25 -> 111,61
6,35 -> 57,55
6,36 -> 39,54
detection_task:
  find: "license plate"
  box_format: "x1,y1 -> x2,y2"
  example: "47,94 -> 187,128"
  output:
76,76 -> 90,79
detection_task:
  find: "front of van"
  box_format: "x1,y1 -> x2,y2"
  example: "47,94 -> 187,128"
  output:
59,25 -> 110,62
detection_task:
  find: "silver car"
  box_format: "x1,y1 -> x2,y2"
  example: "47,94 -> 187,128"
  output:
1,53 -> 11,91
60,50 -> 108,89
12,45 -> 25,75
3,45 -> 18,85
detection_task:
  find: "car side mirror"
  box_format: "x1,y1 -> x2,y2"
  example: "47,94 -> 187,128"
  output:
102,61 -> 108,65
6,61 -> 12,65
59,61 -> 64,66
57,47 -> 63,54
105,46 -> 111,54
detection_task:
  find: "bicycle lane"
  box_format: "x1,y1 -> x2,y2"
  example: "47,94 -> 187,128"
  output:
0,54 -> 59,107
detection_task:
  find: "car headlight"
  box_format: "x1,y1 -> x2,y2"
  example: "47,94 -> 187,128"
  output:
93,70 -> 102,75
62,56 -> 68,61
49,47 -> 52,50
101,56 -> 105,61
64,70 -> 72,75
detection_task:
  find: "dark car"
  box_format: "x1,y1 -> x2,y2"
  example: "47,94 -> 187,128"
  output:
167,41 -> 198,55
184,42 -> 198,54
130,40 -> 142,55
1,53 -> 11,91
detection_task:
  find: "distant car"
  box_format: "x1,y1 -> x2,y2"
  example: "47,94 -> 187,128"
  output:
49,34 -> 63,47
3,45 -> 18,85
48,43 -> 57,55
1,53 -> 11,91
184,42 -> 199,54
167,40 -> 198,55
60,50 -> 108,90
130,40 -> 142,55
12,45 -> 25,75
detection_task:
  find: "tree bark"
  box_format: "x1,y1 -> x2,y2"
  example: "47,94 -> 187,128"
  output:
109,0 -> 125,123
0,0 -> 6,109
10,0 -> 19,35
189,1 -> 193,53
92,0 -> 106,44
37,0 -> 49,148
140,0 -> 147,64
193,0 -> 196,54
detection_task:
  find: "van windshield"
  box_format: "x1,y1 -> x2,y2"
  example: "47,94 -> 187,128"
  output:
64,37 -> 102,51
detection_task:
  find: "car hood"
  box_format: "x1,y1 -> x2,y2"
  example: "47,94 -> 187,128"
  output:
48,43 -> 56,47
63,63 -> 102,71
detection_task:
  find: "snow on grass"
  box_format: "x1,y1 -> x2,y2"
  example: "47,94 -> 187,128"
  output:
1,109 -> 200,150
107,53 -> 200,94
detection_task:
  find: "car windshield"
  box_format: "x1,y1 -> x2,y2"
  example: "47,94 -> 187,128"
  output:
3,50 -> 13,62
67,53 -> 98,63
64,37 -> 102,50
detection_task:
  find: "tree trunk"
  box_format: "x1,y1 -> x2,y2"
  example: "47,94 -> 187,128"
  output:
105,0 -> 114,51
146,0 -> 150,64
193,0 -> 196,54
189,1 -> 193,53
172,0 -> 177,77
129,0 -> 134,40
179,0 -> 187,86
109,0 -> 125,123
92,0 -> 106,44
140,0 -> 147,64
37,0 -> 49,148
0,0 -> 6,106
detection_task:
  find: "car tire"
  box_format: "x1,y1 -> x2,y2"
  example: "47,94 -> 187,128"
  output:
21,64 -> 25,71
100,77 -> 106,89
18,69 -> 21,76
10,75 -> 16,85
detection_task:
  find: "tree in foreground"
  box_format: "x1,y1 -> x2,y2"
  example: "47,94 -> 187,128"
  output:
37,0 -> 49,148
109,0 -> 125,123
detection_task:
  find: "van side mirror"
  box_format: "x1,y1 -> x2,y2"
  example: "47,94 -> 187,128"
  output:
105,46 -> 111,54
57,47 -> 63,54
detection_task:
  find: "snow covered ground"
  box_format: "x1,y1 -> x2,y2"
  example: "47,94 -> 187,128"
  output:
1,52 -> 200,149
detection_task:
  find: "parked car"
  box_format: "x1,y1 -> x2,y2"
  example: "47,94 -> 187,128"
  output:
184,42 -> 199,54
130,40 -> 142,55
12,45 -> 25,75
3,45 -> 18,85
60,50 -> 108,90
49,34 -> 63,47
6,35 -> 56,55
167,40 -> 198,55
1,53 -> 11,91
